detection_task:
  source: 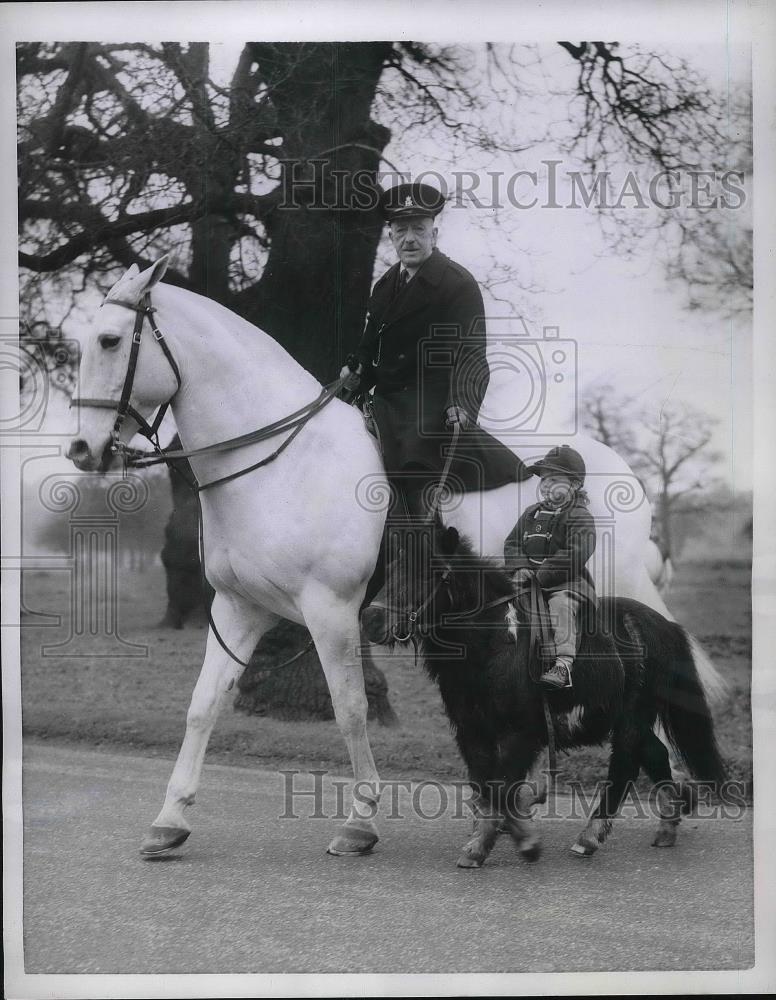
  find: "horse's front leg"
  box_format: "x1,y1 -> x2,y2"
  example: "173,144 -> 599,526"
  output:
302,589 -> 381,856
571,727 -> 640,858
140,596 -> 276,856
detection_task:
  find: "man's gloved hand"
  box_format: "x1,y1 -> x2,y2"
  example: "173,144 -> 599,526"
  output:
340,354 -> 363,390
444,405 -> 470,429
512,567 -> 534,587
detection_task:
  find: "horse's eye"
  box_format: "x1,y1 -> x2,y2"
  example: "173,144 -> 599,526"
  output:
99,335 -> 121,350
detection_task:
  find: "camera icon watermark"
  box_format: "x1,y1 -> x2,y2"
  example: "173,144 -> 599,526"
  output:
476,319 -> 578,438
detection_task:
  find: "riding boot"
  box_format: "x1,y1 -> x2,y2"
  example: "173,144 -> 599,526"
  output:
402,484 -> 433,524
359,477 -> 435,641
540,655 -> 573,689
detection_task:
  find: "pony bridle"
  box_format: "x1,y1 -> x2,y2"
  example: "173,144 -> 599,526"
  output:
71,291 -> 181,457
388,566 -> 452,643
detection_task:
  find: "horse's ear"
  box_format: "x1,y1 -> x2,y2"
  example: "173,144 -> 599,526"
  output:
137,254 -> 169,290
105,262 -> 140,301
440,526 -> 459,555
105,256 -> 169,304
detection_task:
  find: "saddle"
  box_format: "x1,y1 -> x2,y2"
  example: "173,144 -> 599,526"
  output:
340,384 -> 379,440
360,395 -> 379,440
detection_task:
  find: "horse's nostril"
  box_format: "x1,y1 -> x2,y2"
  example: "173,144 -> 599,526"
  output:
67,439 -> 90,460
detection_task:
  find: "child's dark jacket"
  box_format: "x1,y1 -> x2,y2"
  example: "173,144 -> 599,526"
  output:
503,498 -> 597,611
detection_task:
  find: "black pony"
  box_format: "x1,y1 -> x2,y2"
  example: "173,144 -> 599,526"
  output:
361,523 -> 727,868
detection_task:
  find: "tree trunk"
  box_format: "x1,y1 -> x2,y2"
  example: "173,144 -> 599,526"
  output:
657,490 -> 674,560
237,42 -> 392,377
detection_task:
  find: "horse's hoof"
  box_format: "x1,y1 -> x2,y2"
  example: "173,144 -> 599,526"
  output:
326,825 -> 378,856
456,852 -> 484,869
570,840 -> 597,857
520,841 -> 542,862
651,828 -> 678,848
140,825 -> 191,857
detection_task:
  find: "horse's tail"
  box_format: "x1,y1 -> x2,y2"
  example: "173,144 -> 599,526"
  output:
685,631 -> 728,707
647,616 -> 728,787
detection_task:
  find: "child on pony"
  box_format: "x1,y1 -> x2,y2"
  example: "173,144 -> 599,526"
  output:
503,445 -> 597,689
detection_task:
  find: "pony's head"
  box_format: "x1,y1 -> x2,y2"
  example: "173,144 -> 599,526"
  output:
362,520 -> 461,646
67,255 -> 177,471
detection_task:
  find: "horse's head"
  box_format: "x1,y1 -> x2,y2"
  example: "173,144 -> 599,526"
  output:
67,255 -> 178,471
361,521 -> 461,646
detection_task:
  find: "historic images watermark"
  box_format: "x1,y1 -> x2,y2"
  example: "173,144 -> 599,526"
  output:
1,328 -> 78,436
278,161 -> 748,212
277,769 -> 749,823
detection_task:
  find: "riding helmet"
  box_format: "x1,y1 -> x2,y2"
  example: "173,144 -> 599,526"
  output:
527,445 -> 586,480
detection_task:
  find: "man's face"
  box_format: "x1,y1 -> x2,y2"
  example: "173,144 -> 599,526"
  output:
389,216 -> 437,270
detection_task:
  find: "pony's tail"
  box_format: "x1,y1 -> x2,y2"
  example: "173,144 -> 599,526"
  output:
654,620 -> 728,788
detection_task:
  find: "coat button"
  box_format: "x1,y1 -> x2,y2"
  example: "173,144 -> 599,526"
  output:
398,353 -> 405,360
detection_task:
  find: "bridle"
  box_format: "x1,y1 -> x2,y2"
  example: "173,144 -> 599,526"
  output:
71,292 -> 182,458
387,565 -> 452,643
71,290 -> 349,489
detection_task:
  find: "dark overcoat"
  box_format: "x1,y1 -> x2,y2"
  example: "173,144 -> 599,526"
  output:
354,248 -> 529,491
503,498 -> 598,612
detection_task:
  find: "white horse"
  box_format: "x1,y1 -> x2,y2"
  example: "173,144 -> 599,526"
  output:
67,256 -> 721,858
645,537 -> 675,597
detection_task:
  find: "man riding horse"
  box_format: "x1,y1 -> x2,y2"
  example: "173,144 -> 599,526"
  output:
340,181 -> 530,526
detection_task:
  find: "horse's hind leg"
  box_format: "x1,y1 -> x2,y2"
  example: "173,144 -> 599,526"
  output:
140,596 -> 275,857
571,729 -> 641,858
640,730 -> 683,847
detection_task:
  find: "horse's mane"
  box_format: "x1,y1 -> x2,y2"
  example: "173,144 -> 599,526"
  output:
421,524 -> 527,691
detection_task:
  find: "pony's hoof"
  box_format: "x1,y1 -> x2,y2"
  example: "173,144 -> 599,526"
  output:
456,852 -> 484,869
326,825 -> 378,856
140,825 -> 191,857
520,841 -> 542,862
570,840 -> 597,858
652,827 -> 678,848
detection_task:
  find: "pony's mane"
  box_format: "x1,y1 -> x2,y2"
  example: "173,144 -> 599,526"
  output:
436,528 -> 515,626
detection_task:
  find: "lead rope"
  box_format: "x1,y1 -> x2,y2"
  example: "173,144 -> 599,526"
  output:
526,576 -> 559,791
425,422 -> 461,524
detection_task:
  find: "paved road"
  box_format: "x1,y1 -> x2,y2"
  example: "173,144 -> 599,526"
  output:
19,742 -> 753,975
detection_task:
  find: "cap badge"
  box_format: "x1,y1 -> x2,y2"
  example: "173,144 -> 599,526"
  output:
404,195 -> 413,207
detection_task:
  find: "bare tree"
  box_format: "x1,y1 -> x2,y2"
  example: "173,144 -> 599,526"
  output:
557,43 -> 752,315
18,41 -> 747,351
583,382 -> 722,559
580,380 -> 641,459
629,401 -> 722,558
